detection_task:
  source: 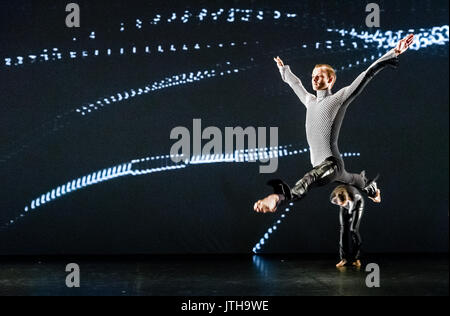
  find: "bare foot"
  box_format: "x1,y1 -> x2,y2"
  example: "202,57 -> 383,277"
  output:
352,260 -> 361,267
369,189 -> 381,203
336,259 -> 347,268
253,194 -> 282,213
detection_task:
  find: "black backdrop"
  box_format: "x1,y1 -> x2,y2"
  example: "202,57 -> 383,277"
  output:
0,0 -> 448,254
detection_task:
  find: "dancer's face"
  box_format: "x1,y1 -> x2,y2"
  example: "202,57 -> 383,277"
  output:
312,67 -> 334,91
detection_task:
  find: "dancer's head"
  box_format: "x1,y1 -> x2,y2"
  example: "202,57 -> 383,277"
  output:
312,64 -> 336,91
330,185 -> 352,207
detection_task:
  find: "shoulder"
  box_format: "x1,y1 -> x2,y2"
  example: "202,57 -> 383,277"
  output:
333,87 -> 346,98
327,88 -> 348,106
306,94 -> 316,103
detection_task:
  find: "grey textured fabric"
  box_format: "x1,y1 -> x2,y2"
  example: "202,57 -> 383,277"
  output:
279,48 -> 398,167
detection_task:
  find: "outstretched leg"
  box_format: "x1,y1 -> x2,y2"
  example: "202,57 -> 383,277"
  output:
254,157 -> 339,213
290,157 -> 338,200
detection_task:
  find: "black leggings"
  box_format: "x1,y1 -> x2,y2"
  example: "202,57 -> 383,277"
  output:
290,156 -> 367,201
339,201 -> 364,261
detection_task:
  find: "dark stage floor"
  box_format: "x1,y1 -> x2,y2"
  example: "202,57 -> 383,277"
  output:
0,254 -> 447,296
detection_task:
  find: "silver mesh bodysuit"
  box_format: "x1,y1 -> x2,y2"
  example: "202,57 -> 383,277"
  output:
272,48 -> 399,201
279,48 -> 398,167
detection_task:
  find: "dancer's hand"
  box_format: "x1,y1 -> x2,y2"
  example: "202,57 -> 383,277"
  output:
273,56 -> 284,67
394,34 -> 414,55
254,194 -> 282,213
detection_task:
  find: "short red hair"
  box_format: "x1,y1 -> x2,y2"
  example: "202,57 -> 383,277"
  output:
314,64 -> 336,80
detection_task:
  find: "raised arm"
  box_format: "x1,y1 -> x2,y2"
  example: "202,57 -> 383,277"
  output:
274,56 -> 314,107
338,34 -> 414,107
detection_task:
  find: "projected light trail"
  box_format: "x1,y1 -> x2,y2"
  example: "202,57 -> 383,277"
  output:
252,201 -> 295,254
3,26 -> 448,68
0,144 -> 361,231
328,25 -> 449,50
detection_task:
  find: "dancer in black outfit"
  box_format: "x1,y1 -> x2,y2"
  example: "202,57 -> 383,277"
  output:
330,185 -> 364,268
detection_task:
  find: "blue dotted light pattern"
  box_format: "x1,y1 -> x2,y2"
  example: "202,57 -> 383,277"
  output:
3,25 -> 448,68
0,38 -> 371,68
1,143 -> 360,230
3,41 -> 260,67
252,201 -> 295,254
75,65 -> 237,116
134,8 -> 297,26
328,25 -> 449,51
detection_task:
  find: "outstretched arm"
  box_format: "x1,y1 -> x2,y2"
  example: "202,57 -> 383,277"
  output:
339,34 -> 414,107
274,56 -> 314,107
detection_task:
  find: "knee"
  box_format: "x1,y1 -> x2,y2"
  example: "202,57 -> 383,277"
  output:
296,172 -> 314,185
292,176 -> 311,196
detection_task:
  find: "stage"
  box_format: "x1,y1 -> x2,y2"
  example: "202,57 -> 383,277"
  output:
0,254 -> 447,296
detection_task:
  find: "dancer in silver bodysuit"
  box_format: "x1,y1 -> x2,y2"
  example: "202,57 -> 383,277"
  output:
254,34 -> 414,213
